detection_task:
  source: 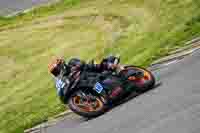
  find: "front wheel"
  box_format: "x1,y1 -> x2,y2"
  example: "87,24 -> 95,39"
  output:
68,91 -> 108,118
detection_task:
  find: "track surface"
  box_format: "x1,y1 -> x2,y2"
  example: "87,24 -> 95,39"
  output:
0,0 -> 56,16
43,50 -> 200,133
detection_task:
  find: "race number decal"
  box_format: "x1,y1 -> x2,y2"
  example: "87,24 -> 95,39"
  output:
94,82 -> 104,93
56,79 -> 66,95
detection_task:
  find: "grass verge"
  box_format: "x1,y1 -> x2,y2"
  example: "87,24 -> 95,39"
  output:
0,0 -> 81,30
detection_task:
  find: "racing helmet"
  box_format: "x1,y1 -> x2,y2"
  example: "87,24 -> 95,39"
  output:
48,58 -> 64,77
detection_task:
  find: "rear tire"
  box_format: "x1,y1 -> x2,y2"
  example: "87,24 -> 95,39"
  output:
122,66 -> 155,92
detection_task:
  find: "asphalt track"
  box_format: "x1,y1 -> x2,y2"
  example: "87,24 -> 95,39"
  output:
0,0 -> 56,16
42,49 -> 200,133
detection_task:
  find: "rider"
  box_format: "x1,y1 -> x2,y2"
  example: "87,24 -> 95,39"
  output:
48,56 -> 123,104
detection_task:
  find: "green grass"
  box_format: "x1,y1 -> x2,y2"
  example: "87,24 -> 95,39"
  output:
0,0 -> 82,30
0,0 -> 200,133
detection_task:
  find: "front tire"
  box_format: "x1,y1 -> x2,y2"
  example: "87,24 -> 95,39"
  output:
68,91 -> 108,118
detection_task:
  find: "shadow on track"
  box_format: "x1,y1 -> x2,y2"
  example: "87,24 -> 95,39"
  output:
85,82 -> 163,121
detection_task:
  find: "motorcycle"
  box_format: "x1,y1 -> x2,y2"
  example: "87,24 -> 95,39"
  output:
56,57 -> 155,118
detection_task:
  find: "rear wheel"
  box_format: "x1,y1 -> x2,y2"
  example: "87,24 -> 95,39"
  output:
120,66 -> 155,91
68,91 -> 108,118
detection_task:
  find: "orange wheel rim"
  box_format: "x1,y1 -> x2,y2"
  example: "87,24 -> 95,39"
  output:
73,96 -> 104,112
124,67 -> 152,82
142,70 -> 151,80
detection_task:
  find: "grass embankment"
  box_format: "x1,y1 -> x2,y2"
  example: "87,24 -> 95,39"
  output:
0,0 -> 81,29
0,0 -> 200,133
